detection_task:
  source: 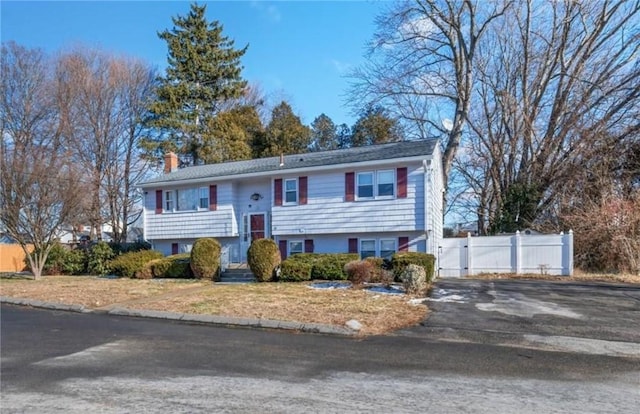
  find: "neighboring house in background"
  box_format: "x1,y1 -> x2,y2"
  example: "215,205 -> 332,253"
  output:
138,140 -> 444,266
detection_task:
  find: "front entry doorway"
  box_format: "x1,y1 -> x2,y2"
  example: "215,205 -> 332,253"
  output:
250,213 -> 266,241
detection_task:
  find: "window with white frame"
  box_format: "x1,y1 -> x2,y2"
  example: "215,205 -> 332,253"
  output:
199,187 -> 209,209
380,239 -> 396,260
164,191 -> 174,211
357,172 -> 374,198
284,178 -> 298,204
289,240 -> 303,256
360,239 -> 376,259
377,170 -> 395,197
357,170 -> 395,199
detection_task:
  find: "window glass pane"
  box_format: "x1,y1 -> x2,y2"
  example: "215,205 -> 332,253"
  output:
289,241 -> 303,255
360,240 -> 376,259
380,239 -> 396,260
199,187 -> 208,209
165,191 -> 173,211
357,172 -> 374,198
177,188 -> 198,211
378,170 -> 394,196
285,180 -> 297,191
285,179 -> 297,203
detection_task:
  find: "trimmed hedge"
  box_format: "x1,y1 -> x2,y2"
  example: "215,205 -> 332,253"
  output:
248,239 -> 281,282
110,250 -> 164,278
286,253 -> 359,281
190,238 -> 221,280
279,259 -> 312,282
154,253 -> 193,278
391,252 -> 436,283
87,242 -> 115,276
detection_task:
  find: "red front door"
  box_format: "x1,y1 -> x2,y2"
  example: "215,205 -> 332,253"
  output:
250,214 -> 265,241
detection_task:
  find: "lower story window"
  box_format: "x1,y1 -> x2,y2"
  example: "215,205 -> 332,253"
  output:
289,240 -> 303,256
380,239 -> 396,260
360,240 -> 376,259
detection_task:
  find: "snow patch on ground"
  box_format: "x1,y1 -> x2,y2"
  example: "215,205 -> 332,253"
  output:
426,288 -> 469,303
477,290 -> 582,319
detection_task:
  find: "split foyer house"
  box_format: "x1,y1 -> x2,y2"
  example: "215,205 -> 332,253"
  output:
139,139 -> 444,268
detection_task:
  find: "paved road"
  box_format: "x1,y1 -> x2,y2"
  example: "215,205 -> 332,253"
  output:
2,287 -> 640,414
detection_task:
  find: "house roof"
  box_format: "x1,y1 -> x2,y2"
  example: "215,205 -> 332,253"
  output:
140,139 -> 439,187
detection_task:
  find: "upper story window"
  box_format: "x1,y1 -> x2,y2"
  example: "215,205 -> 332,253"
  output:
357,170 -> 395,199
164,187 -> 209,212
164,191 -> 174,211
357,172 -> 374,198
198,187 -> 209,209
377,170 -> 395,197
284,178 -> 298,204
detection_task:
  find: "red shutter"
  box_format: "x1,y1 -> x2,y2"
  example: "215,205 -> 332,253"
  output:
345,172 -> 355,202
304,239 -> 314,253
348,238 -> 358,254
274,179 -> 283,206
399,236 -> 409,252
299,176 -> 308,205
279,240 -> 287,261
209,185 -> 217,211
155,190 -> 163,214
397,167 -> 407,198
171,243 -> 179,255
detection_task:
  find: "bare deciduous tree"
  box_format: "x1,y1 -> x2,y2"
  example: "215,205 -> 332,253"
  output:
1,42 -> 84,279
349,0 -> 511,193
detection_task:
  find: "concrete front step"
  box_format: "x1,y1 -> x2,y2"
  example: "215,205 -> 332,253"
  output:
219,269 -> 256,283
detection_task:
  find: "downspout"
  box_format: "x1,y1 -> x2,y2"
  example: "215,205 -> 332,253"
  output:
423,159 -> 431,255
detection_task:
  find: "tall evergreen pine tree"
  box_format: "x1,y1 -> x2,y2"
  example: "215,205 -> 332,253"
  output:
147,3 -> 248,165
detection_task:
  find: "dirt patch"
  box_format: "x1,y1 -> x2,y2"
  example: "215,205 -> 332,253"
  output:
465,271 -> 640,285
0,276 -> 427,336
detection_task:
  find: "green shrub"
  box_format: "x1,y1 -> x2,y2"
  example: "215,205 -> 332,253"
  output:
190,238 -> 221,280
156,253 -> 193,278
310,253 -> 359,280
287,253 -> 319,265
109,250 -> 164,278
279,259 -> 312,282
64,248 -> 87,275
391,252 -> 436,283
247,239 -> 281,282
87,242 -> 115,276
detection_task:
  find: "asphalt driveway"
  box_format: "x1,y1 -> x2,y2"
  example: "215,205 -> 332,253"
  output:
398,278 -> 640,358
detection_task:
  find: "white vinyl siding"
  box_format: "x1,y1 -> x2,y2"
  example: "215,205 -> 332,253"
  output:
146,183 -> 237,239
272,165 -> 424,235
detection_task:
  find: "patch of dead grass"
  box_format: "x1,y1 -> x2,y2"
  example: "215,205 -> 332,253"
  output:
465,271 -> 640,285
0,277 -> 427,335
0,276 -> 208,308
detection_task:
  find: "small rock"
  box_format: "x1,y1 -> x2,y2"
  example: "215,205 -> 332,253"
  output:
346,319 -> 362,331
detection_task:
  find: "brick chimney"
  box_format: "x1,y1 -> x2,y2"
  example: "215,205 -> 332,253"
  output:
164,152 -> 178,174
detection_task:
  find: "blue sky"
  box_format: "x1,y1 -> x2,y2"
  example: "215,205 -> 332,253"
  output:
1,0 -> 390,126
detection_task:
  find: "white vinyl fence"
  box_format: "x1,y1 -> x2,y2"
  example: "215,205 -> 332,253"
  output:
438,231 -> 573,277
